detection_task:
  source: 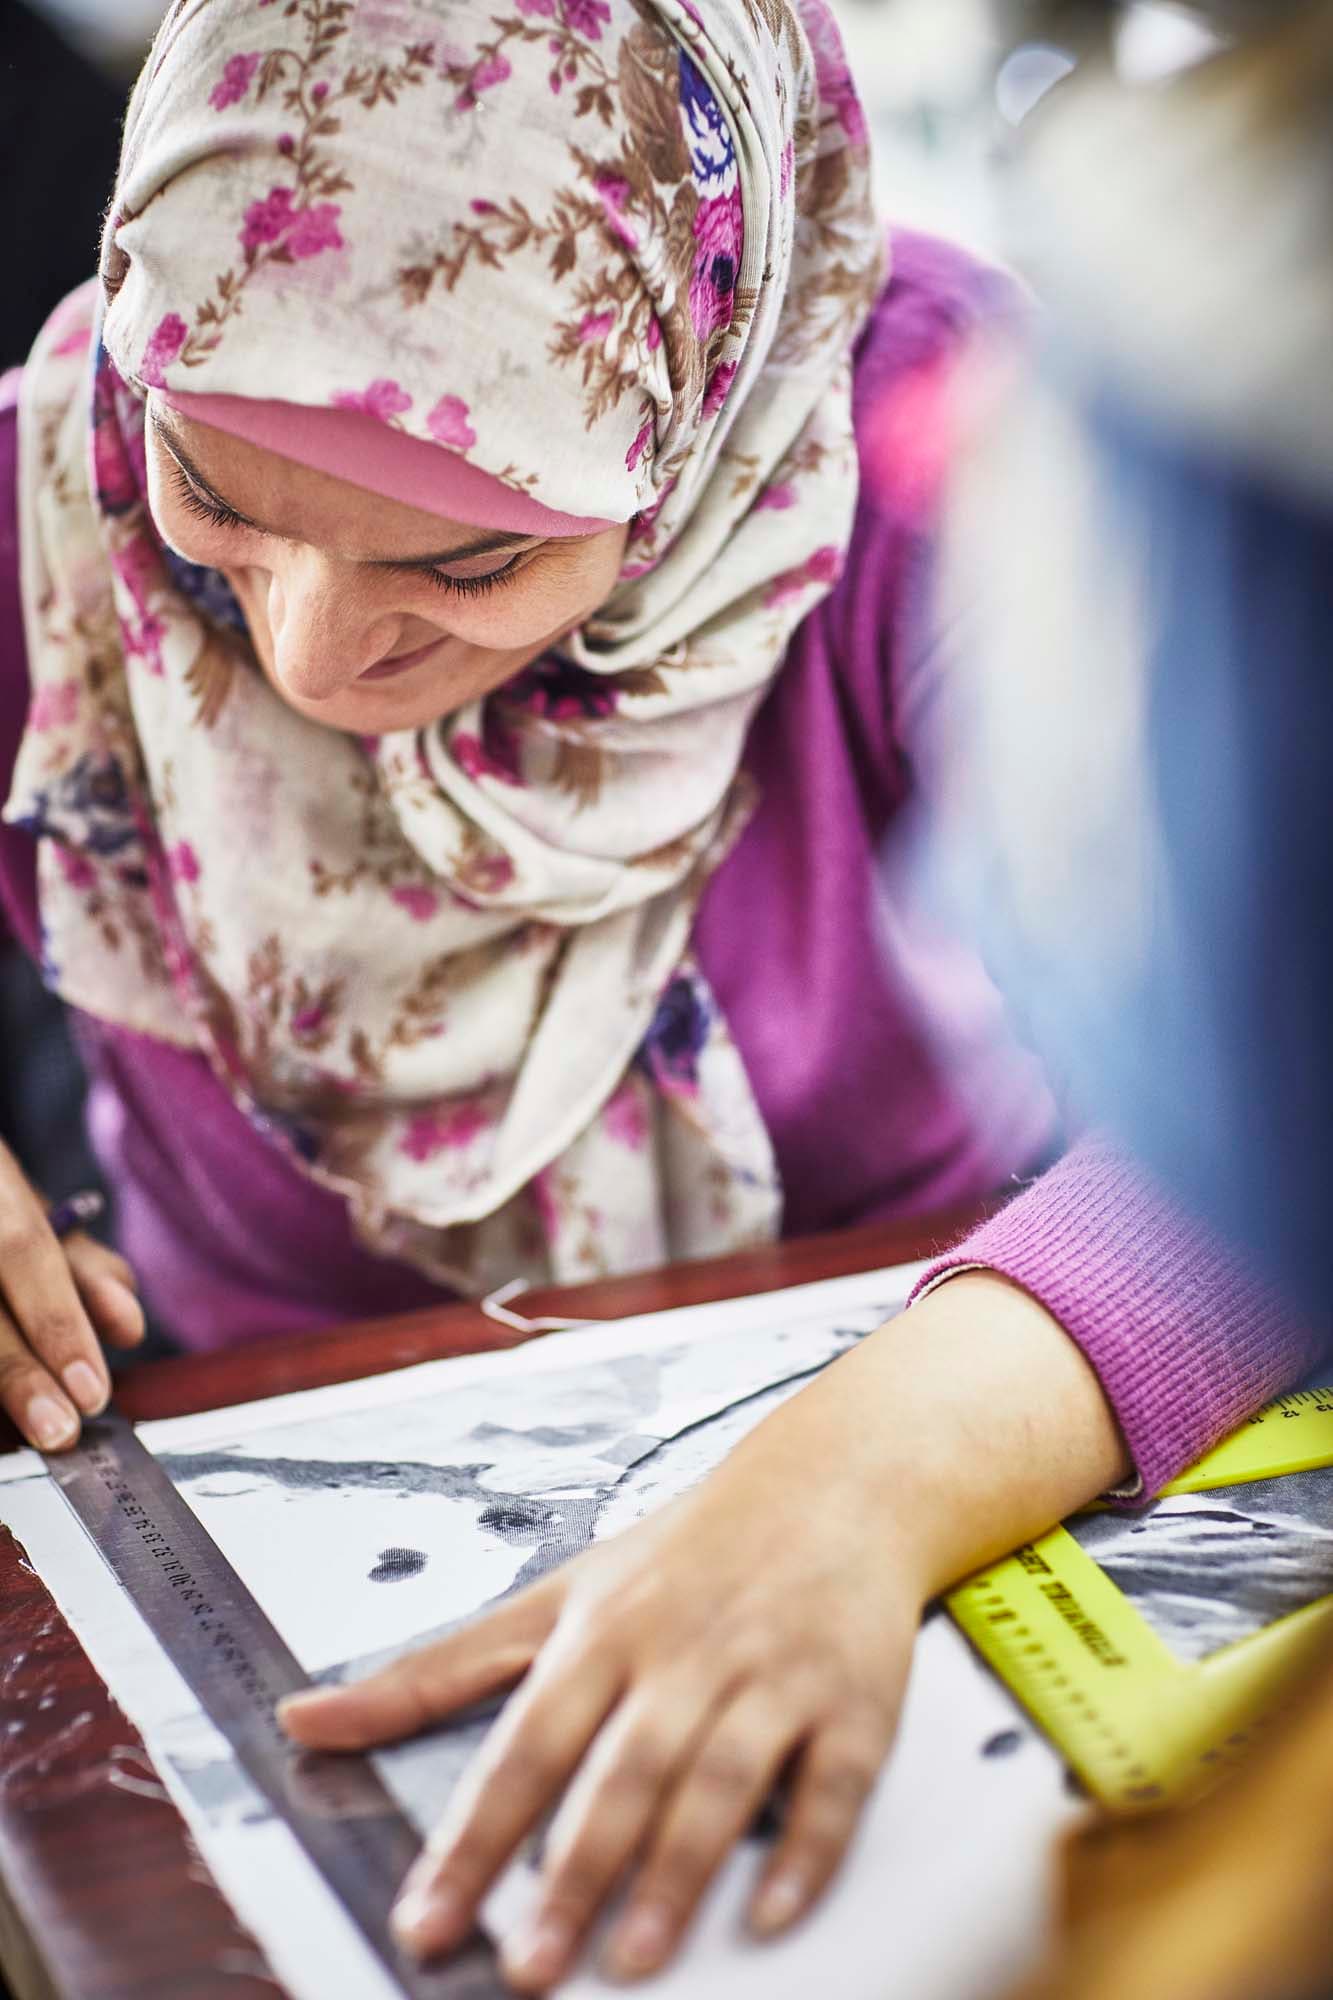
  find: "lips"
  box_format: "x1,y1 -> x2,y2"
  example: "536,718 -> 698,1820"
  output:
358,637 -> 440,682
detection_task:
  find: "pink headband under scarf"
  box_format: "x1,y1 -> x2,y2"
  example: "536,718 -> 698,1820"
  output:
161,391 -> 620,537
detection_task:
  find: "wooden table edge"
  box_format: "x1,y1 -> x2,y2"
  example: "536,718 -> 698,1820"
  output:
0,1205 -> 990,2000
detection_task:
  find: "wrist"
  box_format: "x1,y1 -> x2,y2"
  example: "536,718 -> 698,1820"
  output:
760,1271 -> 1131,1600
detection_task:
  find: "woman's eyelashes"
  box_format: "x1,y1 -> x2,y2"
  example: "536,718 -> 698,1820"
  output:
167,463 -> 529,600
171,463 -> 244,533
416,554 -> 526,598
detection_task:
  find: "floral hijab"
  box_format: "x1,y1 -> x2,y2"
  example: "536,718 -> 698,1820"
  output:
8,0 -> 883,1293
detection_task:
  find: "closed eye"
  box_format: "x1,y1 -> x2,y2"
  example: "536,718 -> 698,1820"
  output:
414,556 -> 526,599
171,463 -> 245,532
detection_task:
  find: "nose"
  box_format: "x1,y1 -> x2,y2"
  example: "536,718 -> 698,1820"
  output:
265,552 -> 411,702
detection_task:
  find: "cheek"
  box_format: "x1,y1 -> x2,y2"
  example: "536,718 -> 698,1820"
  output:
516,532 -> 629,638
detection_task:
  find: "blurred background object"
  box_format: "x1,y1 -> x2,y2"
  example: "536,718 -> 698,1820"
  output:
831,0 -> 1004,249
961,17 -> 1333,2000
933,0 -> 1333,1320
0,0 -> 124,364
1011,1628 -> 1333,2000
14,0 -> 162,70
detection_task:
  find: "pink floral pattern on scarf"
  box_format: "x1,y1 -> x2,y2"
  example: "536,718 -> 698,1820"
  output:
13,0 -> 883,1292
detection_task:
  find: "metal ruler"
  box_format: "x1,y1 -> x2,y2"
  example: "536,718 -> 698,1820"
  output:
948,1386 -> 1333,1812
45,1409 -> 505,1999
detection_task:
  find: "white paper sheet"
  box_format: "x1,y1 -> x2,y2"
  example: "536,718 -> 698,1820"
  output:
0,1263 -> 1083,1999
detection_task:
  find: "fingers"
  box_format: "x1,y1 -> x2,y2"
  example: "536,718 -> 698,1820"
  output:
65,1237 -> 146,1349
600,1678 -> 812,1983
280,1582 -> 562,1750
748,1695 -> 895,1940
390,1638 -> 623,1963
502,1676 -> 896,1989
499,1667 -> 723,1991
0,1301 -> 83,1450
0,1172 -> 111,1444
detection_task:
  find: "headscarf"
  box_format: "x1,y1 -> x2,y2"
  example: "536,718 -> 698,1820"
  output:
8,0 -> 883,1292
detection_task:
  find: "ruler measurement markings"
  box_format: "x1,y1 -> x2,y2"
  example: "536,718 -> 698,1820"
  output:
951,1390 -> 1333,1811
46,1411 -> 504,2000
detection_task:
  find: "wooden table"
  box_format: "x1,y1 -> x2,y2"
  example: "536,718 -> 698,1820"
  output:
0,1206 -> 987,2000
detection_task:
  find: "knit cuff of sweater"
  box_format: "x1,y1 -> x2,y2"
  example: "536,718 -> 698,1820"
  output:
909,1136 -> 1319,1506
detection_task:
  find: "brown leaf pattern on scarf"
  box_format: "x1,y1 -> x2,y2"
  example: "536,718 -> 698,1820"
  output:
13,0 -> 882,1293
181,6 -> 433,368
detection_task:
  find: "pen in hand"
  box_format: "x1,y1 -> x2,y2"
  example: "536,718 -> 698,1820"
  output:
47,1190 -> 107,1241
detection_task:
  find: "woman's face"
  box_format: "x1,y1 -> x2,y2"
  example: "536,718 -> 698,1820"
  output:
144,400 -> 630,733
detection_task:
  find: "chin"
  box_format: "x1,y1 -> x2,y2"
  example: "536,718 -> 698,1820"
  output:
277,659 -> 504,734
310,689 -> 467,734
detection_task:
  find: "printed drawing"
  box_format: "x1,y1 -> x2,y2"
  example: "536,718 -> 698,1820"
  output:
1070,1466 -> 1333,1664
149,1299 -> 894,1838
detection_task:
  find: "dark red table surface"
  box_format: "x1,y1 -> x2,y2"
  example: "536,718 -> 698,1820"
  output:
0,1205 -> 985,2000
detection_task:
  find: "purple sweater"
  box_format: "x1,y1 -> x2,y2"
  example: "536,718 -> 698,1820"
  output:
0,234 -> 1317,1494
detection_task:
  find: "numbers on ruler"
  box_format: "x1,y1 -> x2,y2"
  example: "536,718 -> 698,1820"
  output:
1275,1391 -> 1333,1418
1249,1388 -> 1333,1425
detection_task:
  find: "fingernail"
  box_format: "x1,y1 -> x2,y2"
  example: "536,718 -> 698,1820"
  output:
100,1277 -> 145,1340
26,1395 -> 79,1451
62,1360 -> 107,1416
278,1687 -> 335,1718
607,1902 -> 675,1979
392,1881 -> 466,1953
751,1870 -> 807,1935
502,1913 -> 575,1986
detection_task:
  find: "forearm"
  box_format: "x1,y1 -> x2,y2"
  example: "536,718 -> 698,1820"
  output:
732,1270 -> 1129,1601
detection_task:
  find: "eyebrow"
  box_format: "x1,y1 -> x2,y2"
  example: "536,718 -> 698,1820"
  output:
149,412 -> 537,568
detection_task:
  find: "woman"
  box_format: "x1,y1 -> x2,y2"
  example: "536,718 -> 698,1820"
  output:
0,0 -> 1313,1987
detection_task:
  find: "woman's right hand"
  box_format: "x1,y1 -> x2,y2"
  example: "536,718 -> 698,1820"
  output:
0,1140 -> 145,1449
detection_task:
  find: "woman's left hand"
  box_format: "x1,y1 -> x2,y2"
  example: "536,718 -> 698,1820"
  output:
280,1378 -> 926,1991
280,1270 -> 1127,1992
